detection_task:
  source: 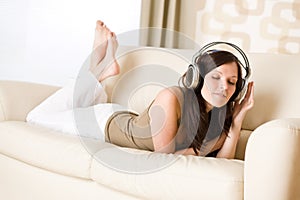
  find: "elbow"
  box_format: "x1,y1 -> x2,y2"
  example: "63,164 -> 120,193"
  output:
153,141 -> 176,154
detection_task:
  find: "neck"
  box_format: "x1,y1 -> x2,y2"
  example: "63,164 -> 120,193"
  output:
205,101 -> 213,113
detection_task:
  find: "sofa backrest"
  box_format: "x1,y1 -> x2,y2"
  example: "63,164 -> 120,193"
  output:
242,53 -> 300,130
103,46 -> 300,131
104,46 -> 191,112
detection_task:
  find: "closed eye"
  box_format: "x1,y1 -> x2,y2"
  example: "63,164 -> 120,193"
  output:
212,75 -> 220,79
228,80 -> 237,85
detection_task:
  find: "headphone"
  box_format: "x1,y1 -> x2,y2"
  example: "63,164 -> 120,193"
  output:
185,41 -> 251,100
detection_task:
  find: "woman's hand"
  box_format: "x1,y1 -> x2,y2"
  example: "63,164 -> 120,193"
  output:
216,82 -> 254,159
232,81 -> 255,125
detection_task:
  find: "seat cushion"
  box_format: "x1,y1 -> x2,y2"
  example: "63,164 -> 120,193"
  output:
0,121 -> 105,179
90,146 -> 245,200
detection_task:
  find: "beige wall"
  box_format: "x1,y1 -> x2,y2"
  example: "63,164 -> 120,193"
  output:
195,0 -> 300,54
141,0 -> 300,53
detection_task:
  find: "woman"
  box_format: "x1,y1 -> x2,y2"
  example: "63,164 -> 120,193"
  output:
27,21 -> 254,159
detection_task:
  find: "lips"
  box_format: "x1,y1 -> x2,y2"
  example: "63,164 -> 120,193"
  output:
213,92 -> 227,98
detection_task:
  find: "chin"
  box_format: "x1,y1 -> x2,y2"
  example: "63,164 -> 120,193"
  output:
212,101 -> 228,108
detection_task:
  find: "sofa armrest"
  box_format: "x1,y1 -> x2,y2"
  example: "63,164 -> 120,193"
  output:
0,80 -> 59,122
244,118 -> 300,200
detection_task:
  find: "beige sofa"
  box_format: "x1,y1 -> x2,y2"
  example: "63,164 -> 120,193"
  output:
0,46 -> 299,200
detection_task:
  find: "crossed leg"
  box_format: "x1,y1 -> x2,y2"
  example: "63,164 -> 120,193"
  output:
26,20 -> 125,140
90,20 -> 120,82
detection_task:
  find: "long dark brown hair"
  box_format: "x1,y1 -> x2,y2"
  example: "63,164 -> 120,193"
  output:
180,50 -> 244,155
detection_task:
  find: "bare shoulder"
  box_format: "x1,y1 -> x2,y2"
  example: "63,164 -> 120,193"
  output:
154,87 -> 181,106
152,87 -> 182,117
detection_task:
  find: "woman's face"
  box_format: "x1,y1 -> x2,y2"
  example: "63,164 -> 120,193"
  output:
201,62 -> 238,111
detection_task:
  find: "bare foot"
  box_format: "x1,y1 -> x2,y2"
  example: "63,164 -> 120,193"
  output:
90,20 -> 109,74
98,32 -> 120,82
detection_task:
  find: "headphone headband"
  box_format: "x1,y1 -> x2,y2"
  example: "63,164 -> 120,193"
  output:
185,41 -> 251,100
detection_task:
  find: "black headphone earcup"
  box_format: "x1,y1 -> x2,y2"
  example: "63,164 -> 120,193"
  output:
185,65 -> 194,87
241,79 -> 246,90
235,79 -> 248,101
185,64 -> 199,89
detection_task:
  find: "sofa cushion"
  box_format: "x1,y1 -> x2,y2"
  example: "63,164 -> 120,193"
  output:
0,121 -> 105,179
90,146 -> 244,200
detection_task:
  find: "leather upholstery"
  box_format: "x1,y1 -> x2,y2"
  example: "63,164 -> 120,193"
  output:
0,46 -> 299,200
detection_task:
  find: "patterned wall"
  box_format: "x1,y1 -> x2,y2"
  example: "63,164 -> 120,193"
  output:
195,0 -> 300,54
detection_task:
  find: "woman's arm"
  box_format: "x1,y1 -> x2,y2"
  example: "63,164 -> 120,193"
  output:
175,148 -> 197,155
217,82 -> 255,159
149,88 -> 181,153
216,123 -> 242,159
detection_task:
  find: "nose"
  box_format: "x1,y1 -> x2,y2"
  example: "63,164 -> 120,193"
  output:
220,79 -> 228,90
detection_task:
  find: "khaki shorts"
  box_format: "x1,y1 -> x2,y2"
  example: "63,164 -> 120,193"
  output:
105,107 -> 154,151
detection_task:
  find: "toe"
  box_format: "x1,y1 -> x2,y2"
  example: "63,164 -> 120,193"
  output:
96,20 -> 104,26
106,30 -> 113,39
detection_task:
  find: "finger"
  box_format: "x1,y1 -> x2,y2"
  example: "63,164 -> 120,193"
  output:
249,81 -> 254,100
244,81 -> 254,100
234,99 -> 241,106
245,82 -> 254,106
